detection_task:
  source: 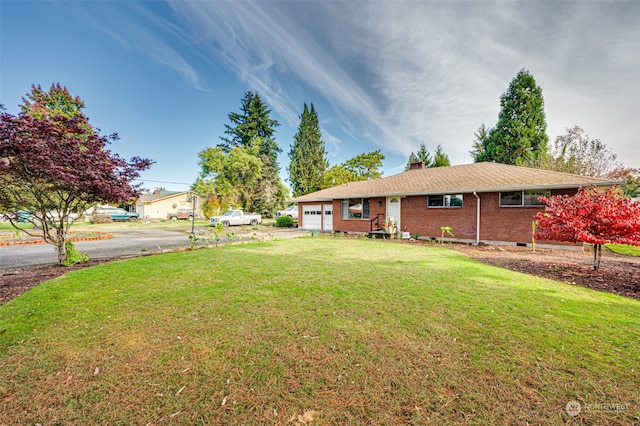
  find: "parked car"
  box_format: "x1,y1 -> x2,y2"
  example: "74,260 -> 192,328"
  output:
275,205 -> 299,220
44,211 -> 80,222
209,210 -> 262,227
17,210 -> 32,223
167,209 -> 195,221
92,206 -> 139,222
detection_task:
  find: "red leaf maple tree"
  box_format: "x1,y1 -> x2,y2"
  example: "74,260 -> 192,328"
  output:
0,90 -> 153,265
535,186 -> 640,270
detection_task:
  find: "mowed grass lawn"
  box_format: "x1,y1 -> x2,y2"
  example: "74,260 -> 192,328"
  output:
1,238 -> 638,425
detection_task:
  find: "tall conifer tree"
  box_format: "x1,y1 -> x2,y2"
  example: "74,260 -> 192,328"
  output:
475,69 -> 548,165
211,91 -> 286,217
288,103 -> 328,197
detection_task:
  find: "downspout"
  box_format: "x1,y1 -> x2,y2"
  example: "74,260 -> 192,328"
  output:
473,191 -> 480,246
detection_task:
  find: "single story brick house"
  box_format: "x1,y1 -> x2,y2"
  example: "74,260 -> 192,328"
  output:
290,162 -> 619,247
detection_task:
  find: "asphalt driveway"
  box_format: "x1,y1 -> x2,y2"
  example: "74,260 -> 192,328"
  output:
0,227 -> 307,269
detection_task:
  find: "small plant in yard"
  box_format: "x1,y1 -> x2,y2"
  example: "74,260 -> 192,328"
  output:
60,241 -> 88,266
440,226 -> 454,244
276,215 -> 295,227
226,232 -> 237,245
267,231 -> 277,241
188,233 -> 199,250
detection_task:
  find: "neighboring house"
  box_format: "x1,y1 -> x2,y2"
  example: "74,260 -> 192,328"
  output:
291,162 -> 620,246
136,190 -> 205,220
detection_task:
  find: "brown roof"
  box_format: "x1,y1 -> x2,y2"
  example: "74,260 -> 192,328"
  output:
138,191 -> 185,203
291,162 -> 619,202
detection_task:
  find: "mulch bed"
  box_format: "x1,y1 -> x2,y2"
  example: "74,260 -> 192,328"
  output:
1,242 -> 639,306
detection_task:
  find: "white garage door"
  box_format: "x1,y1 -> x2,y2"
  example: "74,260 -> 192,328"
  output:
323,205 -> 333,231
302,205 -> 322,230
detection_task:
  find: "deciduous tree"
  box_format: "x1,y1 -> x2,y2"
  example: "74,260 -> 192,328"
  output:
193,144 -> 262,213
288,103 -> 328,197
217,91 -> 286,217
323,150 -> 385,187
535,186 -> 640,270
0,86 -> 152,265
607,167 -> 640,198
474,69 -> 548,165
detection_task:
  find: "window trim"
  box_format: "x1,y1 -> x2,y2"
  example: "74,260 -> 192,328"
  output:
499,190 -> 550,207
427,193 -> 463,208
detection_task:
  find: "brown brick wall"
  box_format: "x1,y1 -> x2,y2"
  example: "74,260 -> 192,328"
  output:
300,188 -> 577,243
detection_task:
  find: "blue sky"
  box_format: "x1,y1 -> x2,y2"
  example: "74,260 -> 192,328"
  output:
1,1 -> 639,192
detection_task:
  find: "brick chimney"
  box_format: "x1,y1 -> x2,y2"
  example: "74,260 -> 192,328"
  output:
409,162 -> 424,170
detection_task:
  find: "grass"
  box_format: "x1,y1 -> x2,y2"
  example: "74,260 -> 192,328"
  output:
0,222 -> 33,230
606,244 -> 640,257
1,238 -> 638,424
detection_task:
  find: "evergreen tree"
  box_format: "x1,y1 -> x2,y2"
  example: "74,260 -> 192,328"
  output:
469,124 -> 489,160
475,69 -> 548,164
405,143 -> 450,170
432,144 -> 451,167
288,103 -> 329,197
219,91 -> 279,151
405,143 -> 433,170
206,91 -> 286,217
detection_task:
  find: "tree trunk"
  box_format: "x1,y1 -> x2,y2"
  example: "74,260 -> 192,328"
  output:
56,229 -> 67,266
593,243 -> 602,271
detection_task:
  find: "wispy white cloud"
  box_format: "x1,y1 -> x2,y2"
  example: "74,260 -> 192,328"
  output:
86,0 -> 638,168
64,2 -> 205,91
164,0 -> 638,167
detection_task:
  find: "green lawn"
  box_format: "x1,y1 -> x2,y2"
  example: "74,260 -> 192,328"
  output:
1,238 -> 638,424
607,244 -> 640,257
0,222 -> 33,230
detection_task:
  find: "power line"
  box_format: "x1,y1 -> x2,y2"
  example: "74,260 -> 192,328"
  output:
135,179 -> 192,186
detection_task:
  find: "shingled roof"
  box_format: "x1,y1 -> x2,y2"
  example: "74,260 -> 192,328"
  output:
291,162 -> 619,202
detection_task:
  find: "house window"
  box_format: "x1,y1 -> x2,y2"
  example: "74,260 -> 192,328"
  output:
428,194 -> 463,208
341,198 -> 370,219
500,191 -> 550,207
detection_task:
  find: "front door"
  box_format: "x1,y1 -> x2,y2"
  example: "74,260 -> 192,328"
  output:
323,205 -> 333,231
387,197 -> 401,230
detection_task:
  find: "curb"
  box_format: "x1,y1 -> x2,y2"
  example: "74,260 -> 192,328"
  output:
0,232 -> 114,246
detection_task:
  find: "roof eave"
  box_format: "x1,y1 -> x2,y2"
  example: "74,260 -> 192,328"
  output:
291,180 -> 621,202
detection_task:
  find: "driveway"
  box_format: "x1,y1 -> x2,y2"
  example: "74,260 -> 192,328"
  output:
0,227 -> 307,269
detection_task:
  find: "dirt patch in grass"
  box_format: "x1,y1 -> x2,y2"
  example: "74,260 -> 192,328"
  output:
1,259 -> 110,305
2,241 -> 640,306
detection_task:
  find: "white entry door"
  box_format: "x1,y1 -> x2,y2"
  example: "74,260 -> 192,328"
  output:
302,205 -> 322,230
323,205 -> 333,231
387,197 -> 401,230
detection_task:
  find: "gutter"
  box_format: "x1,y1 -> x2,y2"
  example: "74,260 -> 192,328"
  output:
289,181 -> 623,203
473,191 -> 480,246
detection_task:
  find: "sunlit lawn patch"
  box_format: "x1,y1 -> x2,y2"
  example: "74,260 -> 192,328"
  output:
1,238 -> 638,424
606,243 -> 640,257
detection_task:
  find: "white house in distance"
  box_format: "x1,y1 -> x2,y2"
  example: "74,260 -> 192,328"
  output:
135,190 -> 205,220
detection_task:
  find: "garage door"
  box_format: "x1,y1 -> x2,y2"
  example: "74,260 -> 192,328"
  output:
302,205 -> 322,230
